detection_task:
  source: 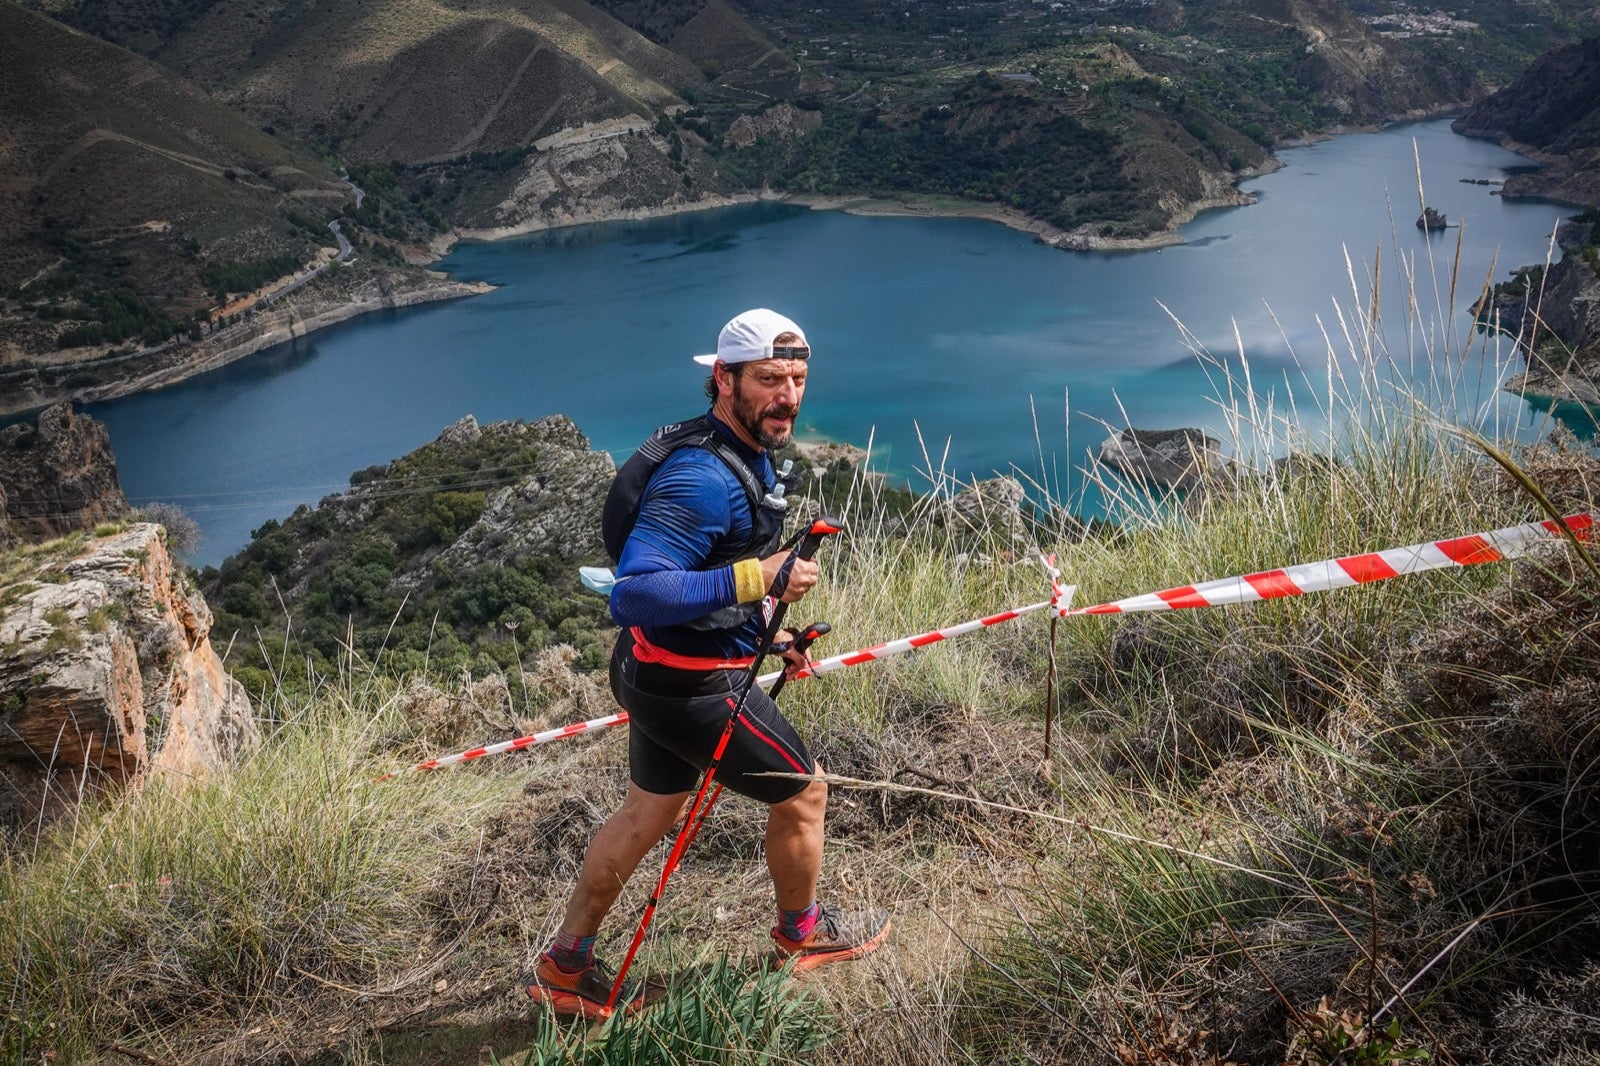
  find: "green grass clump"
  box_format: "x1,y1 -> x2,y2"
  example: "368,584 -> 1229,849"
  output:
1,675 -> 519,1063
504,956 -> 827,1065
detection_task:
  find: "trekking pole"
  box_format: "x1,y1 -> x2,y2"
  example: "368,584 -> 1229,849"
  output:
1040,555 -> 1064,763
604,515 -> 845,1012
767,620 -> 830,700
664,618 -> 828,857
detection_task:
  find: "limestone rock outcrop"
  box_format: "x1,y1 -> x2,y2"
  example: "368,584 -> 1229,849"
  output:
947,476 -> 1028,544
0,523 -> 256,835
723,103 -> 823,149
0,403 -> 130,542
420,417 -> 614,578
1098,427 -> 1226,491
1487,215 -> 1600,406
463,122 -> 731,239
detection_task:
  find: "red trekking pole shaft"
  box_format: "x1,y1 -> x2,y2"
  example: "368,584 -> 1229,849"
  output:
605,516 -> 844,1011
675,619 -> 826,865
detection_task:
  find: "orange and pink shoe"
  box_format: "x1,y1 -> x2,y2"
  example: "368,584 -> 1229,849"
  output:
771,904 -> 892,972
525,952 -> 647,1020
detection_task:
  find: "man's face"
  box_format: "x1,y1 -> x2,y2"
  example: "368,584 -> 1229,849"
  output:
724,357 -> 808,450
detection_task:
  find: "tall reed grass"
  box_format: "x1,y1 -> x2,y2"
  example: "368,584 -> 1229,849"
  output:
890,194 -> 1600,1063
2,675 -> 521,1063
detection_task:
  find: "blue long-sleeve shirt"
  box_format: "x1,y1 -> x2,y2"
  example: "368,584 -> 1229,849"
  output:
610,413 -> 774,660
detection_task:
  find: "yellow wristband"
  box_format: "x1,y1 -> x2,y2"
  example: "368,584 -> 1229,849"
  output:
732,558 -> 766,603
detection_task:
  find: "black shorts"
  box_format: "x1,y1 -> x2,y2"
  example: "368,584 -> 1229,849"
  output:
610,630 -> 815,805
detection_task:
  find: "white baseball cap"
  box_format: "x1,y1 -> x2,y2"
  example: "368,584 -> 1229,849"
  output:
692,308 -> 810,366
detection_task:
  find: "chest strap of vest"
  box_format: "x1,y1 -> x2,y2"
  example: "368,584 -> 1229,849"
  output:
629,627 -> 756,672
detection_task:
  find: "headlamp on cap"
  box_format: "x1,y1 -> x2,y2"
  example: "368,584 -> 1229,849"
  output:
693,309 -> 811,366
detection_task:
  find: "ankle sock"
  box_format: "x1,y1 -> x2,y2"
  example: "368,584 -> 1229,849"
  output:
548,930 -> 597,972
778,902 -> 819,942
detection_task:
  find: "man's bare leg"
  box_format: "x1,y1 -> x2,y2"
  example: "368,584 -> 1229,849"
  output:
764,774 -> 827,911
764,766 -> 891,968
558,783 -> 692,937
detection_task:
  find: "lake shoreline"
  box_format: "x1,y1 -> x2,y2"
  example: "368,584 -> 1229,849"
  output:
13,110 -> 1494,418
90,117 -> 1574,568
0,270 -> 493,419
6,180 -> 1271,418
442,167 -> 1285,257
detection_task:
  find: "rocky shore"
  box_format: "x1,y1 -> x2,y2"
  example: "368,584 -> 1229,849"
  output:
0,266 -> 492,417
789,158 -> 1279,253
1452,35 -> 1600,411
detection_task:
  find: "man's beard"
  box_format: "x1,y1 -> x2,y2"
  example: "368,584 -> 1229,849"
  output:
732,378 -> 799,450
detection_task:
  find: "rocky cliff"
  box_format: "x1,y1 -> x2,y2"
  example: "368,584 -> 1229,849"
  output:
203,414 -> 619,688
1098,427 -> 1227,491
449,121 -> 741,239
1457,37 -> 1600,409
0,403 -> 130,543
1453,35 -> 1600,207
1494,215 -> 1600,406
0,523 -> 256,836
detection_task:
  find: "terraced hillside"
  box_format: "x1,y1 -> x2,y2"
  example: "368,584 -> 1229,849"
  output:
0,0 -> 347,363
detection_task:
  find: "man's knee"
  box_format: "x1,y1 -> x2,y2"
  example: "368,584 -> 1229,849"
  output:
772,775 -> 827,824
615,785 -> 693,840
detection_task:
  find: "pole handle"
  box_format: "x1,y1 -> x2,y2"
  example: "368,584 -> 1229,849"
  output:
768,516 -> 844,599
768,621 -> 829,699
796,516 -> 844,561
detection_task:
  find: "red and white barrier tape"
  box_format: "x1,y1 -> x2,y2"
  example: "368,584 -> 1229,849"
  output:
383,711 -> 630,778
397,513 -> 1591,774
758,558 -> 1075,686
1062,512 -> 1592,617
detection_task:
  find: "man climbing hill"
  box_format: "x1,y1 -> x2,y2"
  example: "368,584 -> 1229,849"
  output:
528,308 -> 891,1018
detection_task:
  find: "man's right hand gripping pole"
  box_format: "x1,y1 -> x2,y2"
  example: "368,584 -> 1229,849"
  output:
762,516 -> 843,604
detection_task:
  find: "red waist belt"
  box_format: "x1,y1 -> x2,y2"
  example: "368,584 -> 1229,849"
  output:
629,627 -> 755,672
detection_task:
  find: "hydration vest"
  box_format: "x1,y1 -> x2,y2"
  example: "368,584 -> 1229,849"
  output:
602,415 -> 794,629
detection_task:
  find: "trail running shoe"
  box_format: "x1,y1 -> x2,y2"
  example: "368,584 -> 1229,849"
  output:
525,952 -> 643,1020
771,904 -> 892,972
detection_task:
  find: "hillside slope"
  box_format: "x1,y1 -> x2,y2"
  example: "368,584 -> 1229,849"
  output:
1184,0 -> 1482,126
586,0 -> 799,94
33,0 -> 782,241
1453,34 -> 1600,207
43,0 -> 779,165
0,0 -> 348,362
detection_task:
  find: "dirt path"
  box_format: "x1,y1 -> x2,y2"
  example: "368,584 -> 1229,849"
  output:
443,43 -> 547,159
40,129 -> 273,190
